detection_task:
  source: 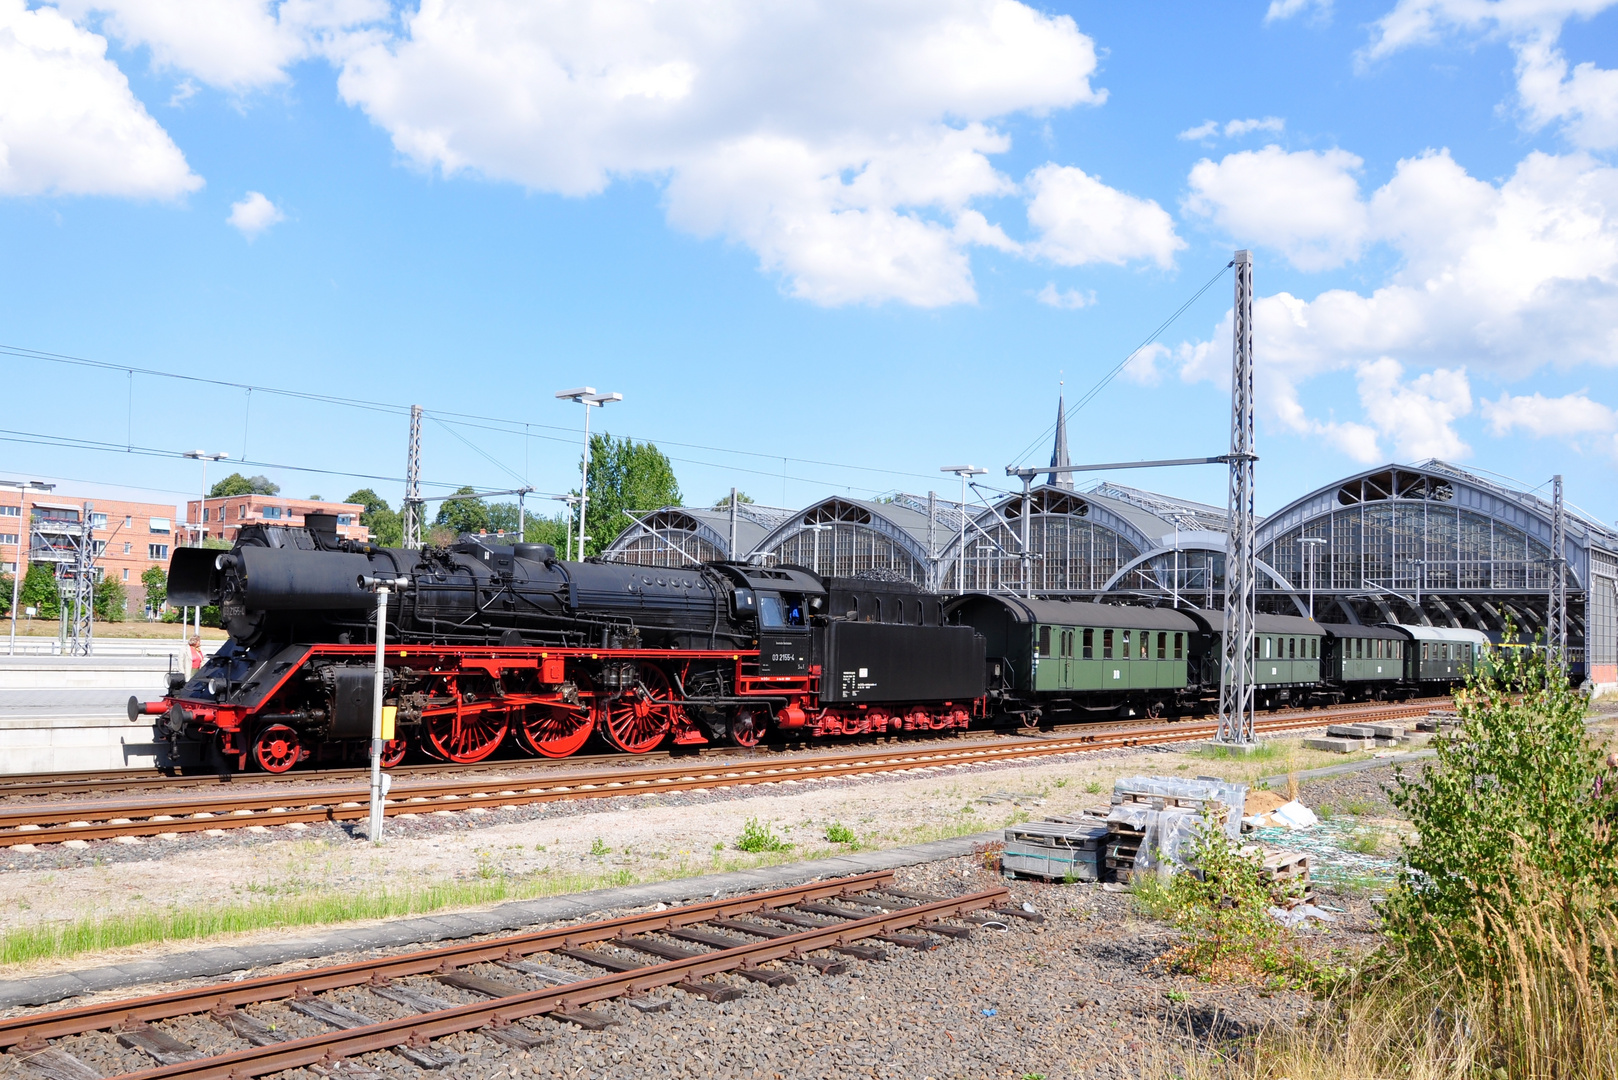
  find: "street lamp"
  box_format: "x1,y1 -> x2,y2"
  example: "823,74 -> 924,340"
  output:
184,452 -> 227,641
941,467 -> 987,593
555,388 -> 622,561
1300,536 -> 1327,620
2,480 -> 55,656
549,494 -> 579,559
1408,558 -> 1426,619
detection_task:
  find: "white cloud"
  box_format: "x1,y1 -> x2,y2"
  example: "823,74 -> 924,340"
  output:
1363,1 -> 1618,150
324,0 -> 1106,307
0,0 -> 200,197
1482,390 -> 1617,437
1036,282 -> 1095,309
227,190 -> 283,237
1122,341 -> 1169,384
1184,145 -> 1369,271
1265,0 -> 1332,22
1355,357 -> 1472,459
1025,163 -> 1183,269
1178,116 -> 1286,141
55,0 -> 388,92
1172,143 -> 1618,463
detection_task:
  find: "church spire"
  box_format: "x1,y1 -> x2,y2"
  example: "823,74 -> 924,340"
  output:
1047,390 -> 1073,490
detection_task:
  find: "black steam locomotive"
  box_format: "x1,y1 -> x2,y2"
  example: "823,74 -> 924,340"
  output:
134,514 -> 986,771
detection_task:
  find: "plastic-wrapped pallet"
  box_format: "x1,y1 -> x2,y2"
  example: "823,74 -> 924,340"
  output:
1112,775 -> 1247,840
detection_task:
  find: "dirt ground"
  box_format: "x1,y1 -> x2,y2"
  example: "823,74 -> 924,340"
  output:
0,732 -> 1411,979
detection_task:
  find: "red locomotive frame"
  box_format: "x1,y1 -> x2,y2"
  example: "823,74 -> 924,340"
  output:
137,644 -> 985,773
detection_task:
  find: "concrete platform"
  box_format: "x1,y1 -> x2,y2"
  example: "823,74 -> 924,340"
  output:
0,655 -> 178,773
0,829 -> 1006,1008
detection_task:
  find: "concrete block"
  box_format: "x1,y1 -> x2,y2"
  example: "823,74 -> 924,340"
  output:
1367,724 -> 1407,739
1326,724 -> 1376,738
1304,736 -> 1370,753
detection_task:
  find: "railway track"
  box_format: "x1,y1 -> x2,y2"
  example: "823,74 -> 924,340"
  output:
0,701 -> 1439,848
0,697 -> 1454,802
0,870 -> 1013,1080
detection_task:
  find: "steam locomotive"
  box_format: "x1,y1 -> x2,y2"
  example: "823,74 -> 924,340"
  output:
132,514 -> 987,772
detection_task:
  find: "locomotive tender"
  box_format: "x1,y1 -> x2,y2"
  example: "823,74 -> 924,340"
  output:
133,514 -> 987,772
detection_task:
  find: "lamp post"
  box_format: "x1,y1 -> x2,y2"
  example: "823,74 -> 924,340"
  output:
940,466 -> 986,593
550,494 -> 579,558
555,388 -> 622,560
1408,558 -> 1426,621
360,573 -> 408,843
3,480 -> 54,656
1300,536 -> 1327,620
184,451 -> 227,640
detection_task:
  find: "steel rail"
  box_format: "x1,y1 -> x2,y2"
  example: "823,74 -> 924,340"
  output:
0,702 -> 1439,846
0,697 -> 1452,800
0,870 -> 908,1047
119,890 -> 1010,1080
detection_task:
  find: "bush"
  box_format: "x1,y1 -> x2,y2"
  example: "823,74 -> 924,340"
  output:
1157,817 -> 1304,981
1383,637 -> 1617,980
735,818 -> 791,853
94,577 -> 126,622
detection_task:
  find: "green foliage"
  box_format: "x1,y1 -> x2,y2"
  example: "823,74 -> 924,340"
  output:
580,434 -> 681,556
20,563 -> 57,620
824,821 -> 857,845
0,573 -> 9,617
94,577 -> 126,622
140,565 -> 167,610
209,472 -> 279,498
713,491 -> 753,508
345,488 -> 403,547
588,837 -> 609,857
434,485 -> 490,535
1383,637 -> 1616,979
735,817 -> 791,853
1342,828 -> 1384,855
1161,817 -> 1303,980
522,514 -> 570,550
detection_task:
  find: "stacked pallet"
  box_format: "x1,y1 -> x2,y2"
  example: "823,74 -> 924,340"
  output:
1103,776 -> 1247,879
1001,819 -> 1110,881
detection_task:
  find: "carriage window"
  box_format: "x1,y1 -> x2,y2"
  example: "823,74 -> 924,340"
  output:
1139,633 -> 1149,659
1121,630 -> 1131,656
1157,632 -> 1167,660
1288,637 -> 1296,659
1103,629 -> 1114,659
1262,637 -> 1271,659
1037,626 -> 1051,657
1083,628 -> 1094,659
1174,633 -> 1184,659
1060,630 -> 1073,658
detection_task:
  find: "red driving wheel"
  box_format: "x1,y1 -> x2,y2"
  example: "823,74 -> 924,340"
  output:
728,706 -> 766,748
516,676 -> 596,759
379,738 -> 409,767
602,665 -> 678,754
424,709 -> 509,763
252,724 -> 302,774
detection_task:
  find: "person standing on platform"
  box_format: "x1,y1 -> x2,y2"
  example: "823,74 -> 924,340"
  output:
189,635 -> 204,674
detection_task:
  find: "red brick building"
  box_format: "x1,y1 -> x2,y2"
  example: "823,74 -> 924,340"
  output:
1,492 -> 180,613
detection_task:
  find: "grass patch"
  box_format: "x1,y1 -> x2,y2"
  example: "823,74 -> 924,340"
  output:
1194,741 -> 1281,762
734,817 -> 791,853
824,821 -> 857,845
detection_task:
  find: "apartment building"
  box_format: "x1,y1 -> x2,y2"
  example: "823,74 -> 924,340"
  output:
1,492 -> 180,611
184,494 -> 370,545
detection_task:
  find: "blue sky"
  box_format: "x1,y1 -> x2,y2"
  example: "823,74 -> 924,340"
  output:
1,0 -> 1615,527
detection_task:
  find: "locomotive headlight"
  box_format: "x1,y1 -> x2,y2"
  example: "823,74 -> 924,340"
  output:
207,677 -> 226,697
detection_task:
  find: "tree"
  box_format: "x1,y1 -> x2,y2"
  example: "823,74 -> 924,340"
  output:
581,434 -> 681,557
713,492 -> 754,509
94,577 -> 127,622
487,502 -> 521,535
20,564 -> 58,620
141,565 -> 167,612
434,486 -> 490,535
209,473 -> 279,498
0,573 -> 10,617
523,514 -> 570,551
345,489 -> 403,547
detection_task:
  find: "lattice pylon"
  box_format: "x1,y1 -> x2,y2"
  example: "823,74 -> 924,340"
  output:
1217,250 -> 1258,745
1548,473 -> 1567,675
402,404 -> 423,549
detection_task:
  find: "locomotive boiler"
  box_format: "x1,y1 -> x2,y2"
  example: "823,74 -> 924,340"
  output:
134,514 -> 987,772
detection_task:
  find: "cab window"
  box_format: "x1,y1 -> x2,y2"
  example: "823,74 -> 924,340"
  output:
759,594 -> 786,628
1082,628 -> 1094,659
